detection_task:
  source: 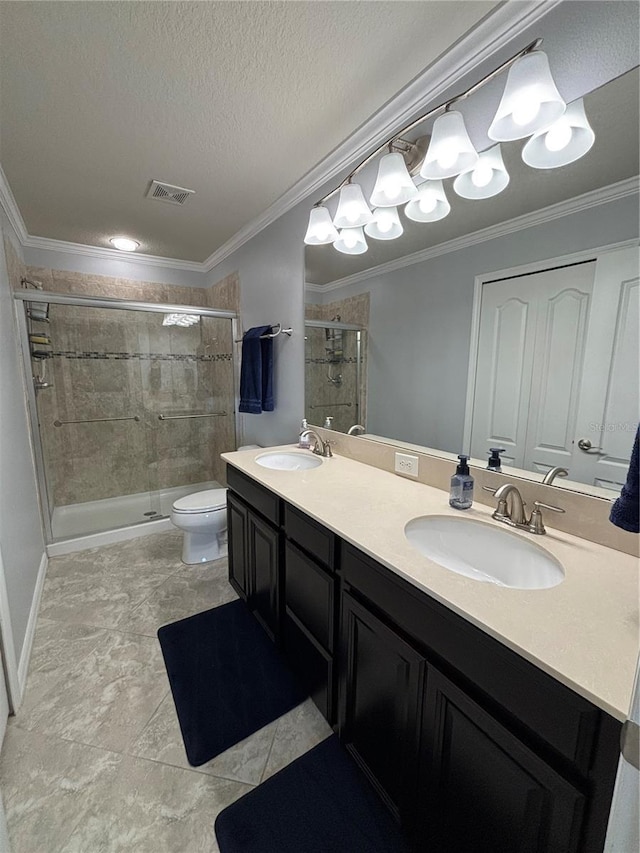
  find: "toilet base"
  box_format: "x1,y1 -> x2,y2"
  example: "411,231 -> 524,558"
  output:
181,531 -> 228,565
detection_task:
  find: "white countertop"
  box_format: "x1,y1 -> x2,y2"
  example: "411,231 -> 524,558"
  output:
223,446 -> 639,721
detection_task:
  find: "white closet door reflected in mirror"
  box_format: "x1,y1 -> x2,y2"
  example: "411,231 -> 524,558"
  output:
469,247 -> 638,492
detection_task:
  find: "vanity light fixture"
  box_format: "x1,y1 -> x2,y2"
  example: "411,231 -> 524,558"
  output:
332,183 -> 373,229
488,50 -> 565,141
453,144 -> 510,199
304,39 -> 591,255
110,236 -> 140,252
405,179 -> 450,222
304,206 -> 339,245
369,150 -> 419,207
364,206 -> 404,240
333,226 -> 368,255
522,98 -> 595,169
419,110 -> 478,180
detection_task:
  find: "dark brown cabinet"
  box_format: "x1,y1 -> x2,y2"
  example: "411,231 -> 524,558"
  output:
339,591 -> 425,824
282,506 -> 338,724
417,666 -> 585,853
225,463 -> 620,853
226,467 -> 282,642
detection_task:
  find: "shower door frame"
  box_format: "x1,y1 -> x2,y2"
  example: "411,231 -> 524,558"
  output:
14,290 -> 240,544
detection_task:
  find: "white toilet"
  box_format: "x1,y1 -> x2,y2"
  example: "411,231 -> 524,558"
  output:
171,488 -> 228,564
171,446 -> 261,565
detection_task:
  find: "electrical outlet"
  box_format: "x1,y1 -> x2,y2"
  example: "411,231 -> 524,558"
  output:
394,452 -> 419,478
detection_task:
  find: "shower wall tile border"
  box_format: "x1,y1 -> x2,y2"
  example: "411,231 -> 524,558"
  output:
48,351 -> 233,362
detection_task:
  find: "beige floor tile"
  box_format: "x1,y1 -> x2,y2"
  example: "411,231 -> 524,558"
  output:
0,726 -> 122,853
120,560 -> 237,636
57,754 -> 250,853
19,630 -> 170,753
130,693 -> 278,785
262,698 -> 333,781
19,618 -> 109,714
39,565 -> 171,630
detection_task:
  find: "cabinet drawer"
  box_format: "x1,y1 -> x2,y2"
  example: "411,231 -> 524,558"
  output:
284,540 -> 334,652
284,504 -> 335,570
341,542 -> 600,773
283,609 -> 334,723
227,466 -> 281,526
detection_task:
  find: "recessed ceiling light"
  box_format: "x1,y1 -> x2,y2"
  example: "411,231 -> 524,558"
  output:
110,236 -> 140,252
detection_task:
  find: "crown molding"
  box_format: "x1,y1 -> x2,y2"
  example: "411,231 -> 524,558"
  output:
315,176 -> 640,293
0,164 -> 29,245
21,234 -> 206,273
201,0 -> 563,272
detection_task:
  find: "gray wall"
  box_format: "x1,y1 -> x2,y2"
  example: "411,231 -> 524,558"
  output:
206,203 -> 307,447
314,193 -> 639,453
0,214 -> 46,672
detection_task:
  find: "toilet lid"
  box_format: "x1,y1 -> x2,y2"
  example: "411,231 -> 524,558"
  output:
172,488 -> 227,513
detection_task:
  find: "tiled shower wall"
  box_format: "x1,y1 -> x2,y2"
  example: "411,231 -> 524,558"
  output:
305,293 -> 369,433
6,243 -> 241,508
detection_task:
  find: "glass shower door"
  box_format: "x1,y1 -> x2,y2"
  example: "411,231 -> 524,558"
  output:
305,323 -> 366,433
33,302 -> 155,539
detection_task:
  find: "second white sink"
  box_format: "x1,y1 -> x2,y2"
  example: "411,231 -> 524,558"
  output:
256,451 -> 322,471
404,515 -> 564,589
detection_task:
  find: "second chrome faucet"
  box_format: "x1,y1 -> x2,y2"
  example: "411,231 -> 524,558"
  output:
483,483 -> 565,535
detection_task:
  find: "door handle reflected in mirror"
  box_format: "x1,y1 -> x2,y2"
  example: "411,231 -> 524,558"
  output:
577,437 -> 602,453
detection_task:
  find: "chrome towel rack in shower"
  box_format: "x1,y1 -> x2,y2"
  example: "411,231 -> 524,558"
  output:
309,402 -> 352,409
158,412 -> 227,420
234,323 -> 293,343
54,415 -> 141,427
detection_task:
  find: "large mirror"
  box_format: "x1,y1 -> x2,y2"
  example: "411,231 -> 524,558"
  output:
305,51 -> 639,497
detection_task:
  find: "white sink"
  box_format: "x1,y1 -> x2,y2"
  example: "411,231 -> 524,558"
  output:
404,515 -> 564,589
255,451 -> 323,471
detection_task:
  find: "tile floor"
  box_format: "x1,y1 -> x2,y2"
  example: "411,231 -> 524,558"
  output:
0,530 -> 332,852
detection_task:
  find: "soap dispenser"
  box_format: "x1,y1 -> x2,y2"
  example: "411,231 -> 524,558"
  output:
298,418 -> 310,449
449,455 -> 474,510
487,448 -> 505,472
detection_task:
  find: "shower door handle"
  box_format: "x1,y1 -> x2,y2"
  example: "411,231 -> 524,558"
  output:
54,415 -> 141,426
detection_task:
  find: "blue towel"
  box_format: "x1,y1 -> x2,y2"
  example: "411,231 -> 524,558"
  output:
238,326 -> 274,414
609,425 -> 639,533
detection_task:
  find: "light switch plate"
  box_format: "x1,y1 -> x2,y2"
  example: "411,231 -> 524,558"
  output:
395,452 -> 419,478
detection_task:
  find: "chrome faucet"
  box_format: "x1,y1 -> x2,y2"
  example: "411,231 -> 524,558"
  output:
542,466 -> 569,485
300,429 -> 333,458
483,483 -> 565,534
490,483 -> 528,527
347,424 -> 366,436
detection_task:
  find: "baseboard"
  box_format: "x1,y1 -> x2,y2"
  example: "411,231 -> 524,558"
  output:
17,550 -> 48,703
47,516 -> 174,557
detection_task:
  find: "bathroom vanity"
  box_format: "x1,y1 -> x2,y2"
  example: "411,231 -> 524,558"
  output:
223,447 -> 638,852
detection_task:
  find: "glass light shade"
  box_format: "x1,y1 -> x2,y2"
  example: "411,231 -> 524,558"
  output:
453,144 -> 510,199
110,236 -> 139,251
304,206 -> 339,245
522,99 -> 595,169
369,152 -> 418,207
419,111 -> 478,180
404,180 -> 450,222
364,207 -> 403,241
488,51 -> 565,141
333,183 -> 373,228
334,227 -> 368,255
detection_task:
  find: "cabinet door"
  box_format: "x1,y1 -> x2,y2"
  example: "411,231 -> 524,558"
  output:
248,511 -> 281,644
417,666 -> 585,853
227,491 -> 249,600
339,591 -> 425,823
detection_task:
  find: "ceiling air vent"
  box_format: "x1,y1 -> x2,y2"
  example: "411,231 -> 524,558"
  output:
146,180 -> 195,206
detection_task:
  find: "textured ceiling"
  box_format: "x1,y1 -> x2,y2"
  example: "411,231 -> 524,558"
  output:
0,0 -> 498,261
